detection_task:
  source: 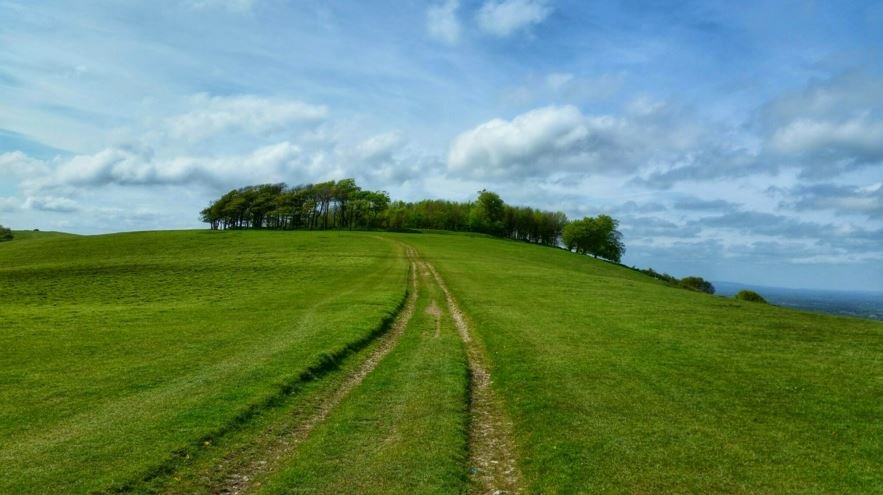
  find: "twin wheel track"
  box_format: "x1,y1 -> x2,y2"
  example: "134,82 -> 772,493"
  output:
216,244 -> 523,495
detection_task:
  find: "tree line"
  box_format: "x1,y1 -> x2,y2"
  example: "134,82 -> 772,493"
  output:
0,224 -> 12,242
200,178 -> 626,262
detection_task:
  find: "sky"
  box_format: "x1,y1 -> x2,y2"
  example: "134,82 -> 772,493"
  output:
1,0 -> 882,291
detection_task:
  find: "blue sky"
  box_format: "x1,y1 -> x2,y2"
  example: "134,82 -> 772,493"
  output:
1,0 -> 882,291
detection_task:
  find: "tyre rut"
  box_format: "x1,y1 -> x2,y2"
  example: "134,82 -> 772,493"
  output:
215,246 -> 420,495
421,257 -> 525,495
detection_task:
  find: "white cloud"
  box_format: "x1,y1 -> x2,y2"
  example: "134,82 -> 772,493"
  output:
24,196 -> 79,213
38,141 -> 310,190
165,94 -> 328,142
355,132 -> 405,164
769,114 -> 883,163
476,0 -> 552,37
447,104 -> 700,179
0,151 -> 50,179
426,0 -> 461,45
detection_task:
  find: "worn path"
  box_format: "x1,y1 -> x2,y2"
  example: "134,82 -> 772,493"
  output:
156,243 -> 523,495
423,259 -> 525,495
214,246 -> 420,495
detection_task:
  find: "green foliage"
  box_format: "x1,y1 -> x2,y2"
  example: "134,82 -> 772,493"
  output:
633,266 -> 679,284
0,224 -> 12,242
562,214 -> 625,262
735,289 -> 767,303
678,276 -> 715,294
201,181 -> 578,250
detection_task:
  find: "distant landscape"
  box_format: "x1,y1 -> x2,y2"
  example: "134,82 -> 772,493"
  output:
715,282 -> 883,321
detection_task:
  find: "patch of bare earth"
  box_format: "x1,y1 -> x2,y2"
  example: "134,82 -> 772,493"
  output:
423,260 -> 524,495
426,299 -> 442,338
216,249 -> 420,495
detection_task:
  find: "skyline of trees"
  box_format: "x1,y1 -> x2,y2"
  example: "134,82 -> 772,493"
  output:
200,179 -> 625,260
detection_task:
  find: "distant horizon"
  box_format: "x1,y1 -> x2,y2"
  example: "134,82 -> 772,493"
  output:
9,222 -> 883,294
1,1 -> 881,291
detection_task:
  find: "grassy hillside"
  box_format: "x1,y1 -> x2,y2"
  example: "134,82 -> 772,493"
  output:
9,229 -> 78,241
0,231 -> 408,494
2,230 -> 880,494
402,233 -> 883,494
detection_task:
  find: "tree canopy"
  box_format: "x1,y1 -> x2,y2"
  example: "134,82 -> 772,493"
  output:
678,276 -> 715,294
201,179 -> 593,249
0,224 -> 12,242
735,290 -> 767,303
561,215 -> 625,262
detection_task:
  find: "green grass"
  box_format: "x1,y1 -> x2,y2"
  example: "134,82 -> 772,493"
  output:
402,233 -> 883,494
3,229 -> 881,494
9,229 -> 78,241
257,262 -> 469,494
0,230 -> 408,494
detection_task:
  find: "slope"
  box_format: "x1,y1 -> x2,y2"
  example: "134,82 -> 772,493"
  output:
402,232 -> 883,494
0,230 -> 408,494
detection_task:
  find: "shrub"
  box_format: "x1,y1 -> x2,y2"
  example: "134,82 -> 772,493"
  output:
679,276 -> 715,294
735,290 -> 767,303
0,224 -> 12,242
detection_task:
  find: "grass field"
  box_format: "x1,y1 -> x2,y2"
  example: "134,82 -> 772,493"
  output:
9,229 -> 78,241
403,233 -> 883,494
2,230 -> 881,494
0,231 -> 407,494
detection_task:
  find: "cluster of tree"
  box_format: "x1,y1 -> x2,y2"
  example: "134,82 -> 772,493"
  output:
634,266 -> 679,284
200,180 -> 390,231
381,190 -> 568,246
735,289 -> 767,303
561,215 -> 626,263
0,224 -> 12,242
200,180 -> 622,256
678,276 -> 716,294
631,266 -> 716,294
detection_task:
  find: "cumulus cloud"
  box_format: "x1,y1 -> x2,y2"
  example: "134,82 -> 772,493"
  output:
476,0 -> 551,37
21,141 -> 313,194
165,94 -> 327,142
427,0 -> 461,45
0,151 -> 50,178
24,195 -> 79,213
447,103 -> 700,179
769,114 -> 883,168
760,72 -> 883,177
